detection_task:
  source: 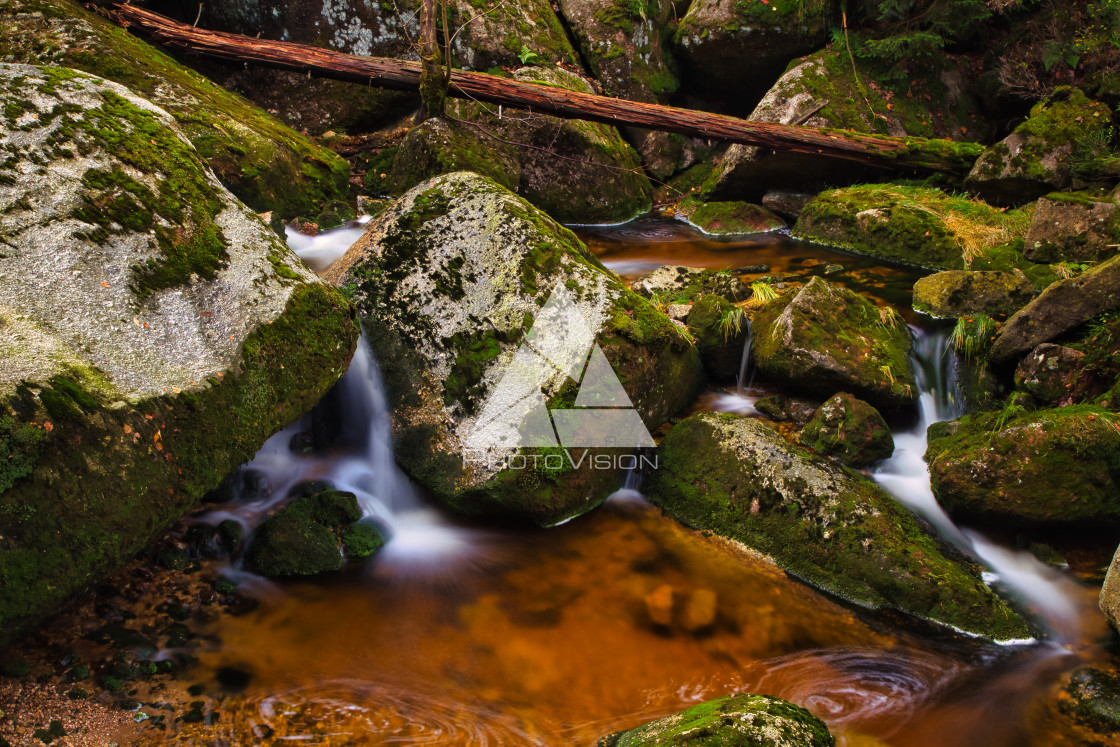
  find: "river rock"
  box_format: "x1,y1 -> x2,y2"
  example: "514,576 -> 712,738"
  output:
966,88 -> 1111,206
1056,667 -> 1120,738
763,189 -> 815,220
246,490 -> 369,577
926,406 -> 1120,528
1024,193 -> 1120,264
1014,344 -> 1087,406
799,393 -> 894,467
752,277 -> 917,410
755,394 -> 820,426
686,295 -> 748,383
598,693 -> 835,747
687,201 -> 785,235
671,0 -> 832,102
391,67 -> 651,224
912,270 -> 1037,318
645,414 -> 1030,640
0,64 -> 358,644
326,172 -> 703,525
0,0 -> 351,220
1102,546 -> 1120,634
631,266 -> 749,304
794,184 -> 1032,271
990,253 -> 1120,364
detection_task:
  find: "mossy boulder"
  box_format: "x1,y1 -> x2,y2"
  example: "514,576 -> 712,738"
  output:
912,270 -> 1037,319
245,490 -> 369,577
751,277 -> 917,410
326,172 -> 703,525
799,393 -> 894,467
631,266 -> 749,304
597,693 -> 834,747
686,295 -> 747,382
0,0 -> 351,220
1023,193 -> 1120,264
926,406 -> 1120,528
391,68 -> 651,223
1014,344 -> 1087,407
990,253 -> 1120,364
709,47 -> 985,200
1056,667 -> 1120,738
686,201 -> 785,235
644,413 -> 1031,640
672,0 -> 832,103
1101,545 -> 1120,634
0,65 -> 358,644
966,88 -> 1112,206
794,184 -> 1035,271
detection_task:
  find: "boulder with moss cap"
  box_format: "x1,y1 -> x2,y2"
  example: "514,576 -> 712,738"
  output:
912,270 -> 1037,318
326,172 -> 703,525
799,392 -> 894,467
0,64 -> 358,645
644,413 -> 1031,640
597,693 -> 834,747
751,277 -> 917,410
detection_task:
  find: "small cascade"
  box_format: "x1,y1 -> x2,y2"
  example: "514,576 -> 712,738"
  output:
285,217 -> 371,273
708,319 -> 759,415
874,327 -> 1083,646
736,316 -> 754,396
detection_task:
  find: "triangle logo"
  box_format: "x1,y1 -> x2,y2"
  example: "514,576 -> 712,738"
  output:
466,281 -> 655,450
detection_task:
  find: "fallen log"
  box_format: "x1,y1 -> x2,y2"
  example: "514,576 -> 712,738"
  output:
102,3 -> 982,175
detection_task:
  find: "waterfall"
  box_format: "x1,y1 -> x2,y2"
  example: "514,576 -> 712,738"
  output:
873,327 -> 1083,645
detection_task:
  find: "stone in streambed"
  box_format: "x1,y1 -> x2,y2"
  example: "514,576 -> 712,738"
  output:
1101,545 -> 1120,634
927,406 -> 1120,528
686,295 -> 748,383
597,693 -> 834,747
1024,192 -> 1120,264
246,490 -> 366,577
686,201 -> 785,235
912,270 -> 1037,319
799,393 -> 894,468
752,277 -> 917,410
645,413 -> 1031,640
631,266 -> 749,304
1014,344 -> 1087,407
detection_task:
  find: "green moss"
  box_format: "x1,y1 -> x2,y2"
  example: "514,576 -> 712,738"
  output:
0,0 -> 350,219
0,282 -> 358,644
341,521 -> 384,560
688,201 -> 784,235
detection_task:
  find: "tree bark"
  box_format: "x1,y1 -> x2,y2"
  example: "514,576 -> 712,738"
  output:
103,3 -> 982,175
416,0 -> 445,122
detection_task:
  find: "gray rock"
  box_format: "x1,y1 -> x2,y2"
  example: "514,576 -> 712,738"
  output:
1024,195 -> 1120,263
1101,545 -> 1120,634
991,253 -> 1120,363
912,270 -> 1037,318
763,189 -> 816,220
1014,344 -> 1087,406
631,265 -> 749,303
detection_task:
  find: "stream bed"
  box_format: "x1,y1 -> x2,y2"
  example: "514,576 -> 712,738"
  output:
143,219 -> 1115,745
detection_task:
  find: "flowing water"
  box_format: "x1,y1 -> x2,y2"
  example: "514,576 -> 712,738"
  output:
158,218 -> 1114,745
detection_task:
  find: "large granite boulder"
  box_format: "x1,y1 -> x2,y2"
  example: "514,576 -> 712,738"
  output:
752,277 -> 917,410
644,413 -> 1031,640
390,67 -> 652,223
0,0 -> 351,220
326,172 -> 703,525
0,64 -> 358,644
926,407 -> 1120,528
597,693 -> 834,747
966,88 -> 1111,206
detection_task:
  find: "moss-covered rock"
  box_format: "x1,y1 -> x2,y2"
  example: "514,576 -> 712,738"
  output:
686,200 -> 785,235
686,295 -> 747,382
926,406 -> 1120,528
597,693 -> 834,747
327,172 -> 702,525
752,277 -> 916,410
644,413 -> 1031,640
0,0 -> 351,220
1014,344 -> 1087,407
799,392 -> 894,467
710,46 -> 986,200
0,66 -> 358,644
990,253 -> 1120,364
1101,545 -> 1120,634
912,270 -> 1037,318
672,0 -> 832,103
390,68 -> 651,223
966,88 -> 1112,206
341,521 -> 385,560
794,184 -> 1035,271
631,266 -> 749,304
1023,193 -> 1120,264
245,490 -> 365,576
1056,667 -> 1120,738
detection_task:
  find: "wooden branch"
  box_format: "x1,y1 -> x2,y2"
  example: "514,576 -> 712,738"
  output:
103,3 -> 982,174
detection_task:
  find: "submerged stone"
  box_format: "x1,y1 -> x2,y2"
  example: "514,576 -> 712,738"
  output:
751,277 -> 917,410
597,693 -> 834,747
327,172 -> 702,525
645,413 -> 1031,640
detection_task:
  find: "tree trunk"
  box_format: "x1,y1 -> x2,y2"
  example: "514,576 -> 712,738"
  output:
416,0 -> 445,122
103,3 -> 982,175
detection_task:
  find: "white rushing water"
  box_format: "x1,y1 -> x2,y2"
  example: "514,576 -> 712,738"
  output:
283,217 -> 371,272
873,328 -> 1083,646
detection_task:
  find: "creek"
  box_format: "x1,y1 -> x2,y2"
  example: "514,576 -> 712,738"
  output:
168,218 -> 1111,745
